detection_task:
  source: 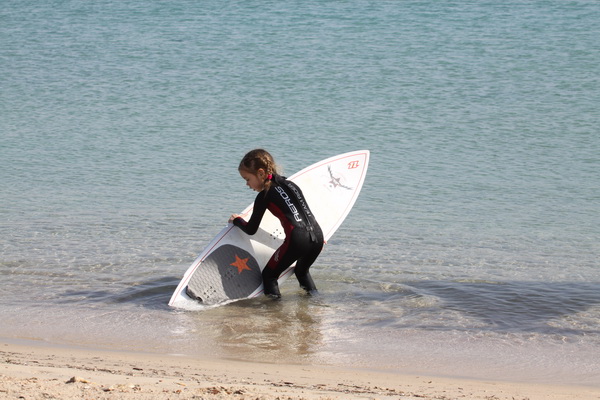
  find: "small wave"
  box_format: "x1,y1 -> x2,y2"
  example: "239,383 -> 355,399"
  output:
58,276 -> 180,310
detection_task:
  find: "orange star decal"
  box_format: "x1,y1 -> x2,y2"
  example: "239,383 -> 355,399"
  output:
230,254 -> 251,274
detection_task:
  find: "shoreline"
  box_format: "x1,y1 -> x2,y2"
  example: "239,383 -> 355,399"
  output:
1,338 -> 598,400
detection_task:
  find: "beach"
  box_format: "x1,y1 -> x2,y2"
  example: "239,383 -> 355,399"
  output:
1,340 -> 597,400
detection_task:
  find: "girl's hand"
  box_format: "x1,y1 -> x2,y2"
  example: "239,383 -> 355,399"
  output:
228,214 -> 241,223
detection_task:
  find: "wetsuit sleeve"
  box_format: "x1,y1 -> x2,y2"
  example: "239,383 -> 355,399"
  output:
232,191 -> 268,235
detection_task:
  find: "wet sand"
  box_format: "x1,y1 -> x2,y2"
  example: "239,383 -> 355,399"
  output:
1,339 -> 598,400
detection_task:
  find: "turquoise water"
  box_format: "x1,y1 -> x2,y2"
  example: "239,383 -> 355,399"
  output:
1,0 -> 599,385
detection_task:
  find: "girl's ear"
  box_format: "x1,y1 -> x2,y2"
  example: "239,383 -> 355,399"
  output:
256,168 -> 266,179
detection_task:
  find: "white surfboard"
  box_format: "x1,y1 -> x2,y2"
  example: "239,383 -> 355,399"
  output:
169,150 -> 370,308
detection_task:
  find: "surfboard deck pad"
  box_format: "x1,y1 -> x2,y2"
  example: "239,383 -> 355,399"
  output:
186,244 -> 263,303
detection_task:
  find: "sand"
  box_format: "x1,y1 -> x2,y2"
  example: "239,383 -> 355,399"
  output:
1,339 -> 598,400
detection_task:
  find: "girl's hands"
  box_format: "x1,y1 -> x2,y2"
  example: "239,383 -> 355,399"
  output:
228,214 -> 241,223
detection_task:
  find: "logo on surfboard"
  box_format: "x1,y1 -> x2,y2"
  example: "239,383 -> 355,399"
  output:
348,160 -> 360,169
230,254 -> 252,274
327,165 -> 353,191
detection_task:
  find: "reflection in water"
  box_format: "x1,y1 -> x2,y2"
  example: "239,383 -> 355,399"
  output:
186,294 -> 326,363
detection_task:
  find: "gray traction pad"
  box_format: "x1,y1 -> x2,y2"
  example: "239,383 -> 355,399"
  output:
186,244 -> 263,304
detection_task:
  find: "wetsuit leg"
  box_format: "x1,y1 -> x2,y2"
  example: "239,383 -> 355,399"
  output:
263,229 -> 324,297
294,231 -> 324,292
263,227 -> 323,297
262,271 -> 282,298
262,238 -> 299,298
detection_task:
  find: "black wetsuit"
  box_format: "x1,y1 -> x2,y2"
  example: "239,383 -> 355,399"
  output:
233,174 -> 324,297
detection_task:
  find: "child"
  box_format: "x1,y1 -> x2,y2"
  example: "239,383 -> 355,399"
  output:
229,149 -> 324,298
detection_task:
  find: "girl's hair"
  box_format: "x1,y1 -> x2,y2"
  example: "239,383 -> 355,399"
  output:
238,149 -> 279,191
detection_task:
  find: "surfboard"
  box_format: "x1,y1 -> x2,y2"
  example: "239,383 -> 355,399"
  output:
168,150 -> 370,308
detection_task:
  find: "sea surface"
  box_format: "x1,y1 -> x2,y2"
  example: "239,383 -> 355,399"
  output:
1,0 -> 599,386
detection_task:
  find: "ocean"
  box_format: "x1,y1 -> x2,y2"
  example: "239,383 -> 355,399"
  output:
1,0 -> 599,386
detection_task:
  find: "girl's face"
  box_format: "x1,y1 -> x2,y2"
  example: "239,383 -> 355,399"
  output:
239,168 -> 265,192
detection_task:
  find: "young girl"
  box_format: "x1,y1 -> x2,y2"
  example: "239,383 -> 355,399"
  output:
228,149 -> 324,298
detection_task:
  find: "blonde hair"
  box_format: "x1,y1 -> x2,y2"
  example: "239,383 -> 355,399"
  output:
238,149 -> 279,191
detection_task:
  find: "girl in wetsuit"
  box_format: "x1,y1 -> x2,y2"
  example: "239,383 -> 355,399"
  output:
228,149 -> 324,298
